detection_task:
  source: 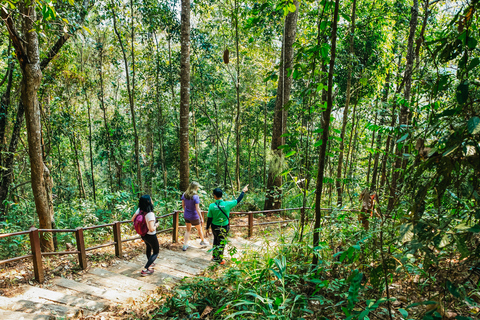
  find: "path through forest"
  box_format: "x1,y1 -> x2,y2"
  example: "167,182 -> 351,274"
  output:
0,236 -> 260,319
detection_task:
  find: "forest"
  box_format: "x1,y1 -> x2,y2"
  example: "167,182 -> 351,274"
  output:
0,0 -> 479,318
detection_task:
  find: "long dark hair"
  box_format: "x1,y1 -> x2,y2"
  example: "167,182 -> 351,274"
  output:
138,195 -> 154,213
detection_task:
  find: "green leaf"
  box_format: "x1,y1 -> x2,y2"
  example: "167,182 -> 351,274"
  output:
399,308 -> 408,318
443,145 -> 459,157
397,133 -> 409,143
314,140 -> 323,147
285,150 -> 296,158
467,37 -> 477,50
467,116 -> 480,134
467,58 -> 480,71
359,309 -> 370,319
288,3 -> 297,13
68,0 -> 74,5
456,82 -> 469,105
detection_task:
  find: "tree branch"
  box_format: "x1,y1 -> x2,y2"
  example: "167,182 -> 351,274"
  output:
1,7 -> 29,68
40,33 -> 71,70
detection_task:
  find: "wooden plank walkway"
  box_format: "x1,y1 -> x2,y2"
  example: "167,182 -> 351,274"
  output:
0,236 -> 253,319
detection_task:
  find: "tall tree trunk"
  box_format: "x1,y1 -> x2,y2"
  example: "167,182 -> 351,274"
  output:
153,32 -> 167,203
335,0 -> 357,207
312,0 -> 340,267
84,89 -> 96,202
0,102 -> 24,216
111,0 -> 141,193
366,108 -> 378,183
96,41 -> 114,190
3,3 -> 54,251
264,0 -> 299,210
263,85 -> 267,187
71,132 -> 86,199
371,72 -> 390,193
0,59 -> 14,161
343,96 -> 358,189
179,0 -> 191,192
234,0 -> 241,191
387,0 -> 419,212
192,100 -> 199,180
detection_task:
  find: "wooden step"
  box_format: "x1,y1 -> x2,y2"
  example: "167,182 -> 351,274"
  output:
0,295 -> 78,318
82,268 -> 157,295
18,286 -> 105,313
110,260 -> 186,286
0,310 -> 51,320
53,278 -> 135,303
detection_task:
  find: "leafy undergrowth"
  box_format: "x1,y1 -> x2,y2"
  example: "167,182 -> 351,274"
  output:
142,219 -> 480,320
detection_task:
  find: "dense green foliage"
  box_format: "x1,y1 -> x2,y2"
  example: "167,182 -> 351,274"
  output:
0,0 -> 479,318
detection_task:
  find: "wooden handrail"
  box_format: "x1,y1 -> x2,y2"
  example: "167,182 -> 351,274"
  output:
0,206 -> 337,284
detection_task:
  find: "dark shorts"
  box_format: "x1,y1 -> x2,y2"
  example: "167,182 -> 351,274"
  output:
185,218 -> 201,226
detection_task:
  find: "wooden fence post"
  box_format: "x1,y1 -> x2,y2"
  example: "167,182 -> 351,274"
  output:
75,227 -> 87,270
29,228 -> 44,283
172,211 -> 179,243
113,221 -> 122,257
248,212 -> 253,238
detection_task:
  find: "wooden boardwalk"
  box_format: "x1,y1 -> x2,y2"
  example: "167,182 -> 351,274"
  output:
0,236 -> 256,319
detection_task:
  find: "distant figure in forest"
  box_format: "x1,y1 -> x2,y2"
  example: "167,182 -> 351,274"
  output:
131,195 -> 158,276
181,182 -> 208,251
359,189 -> 380,230
206,185 -> 248,264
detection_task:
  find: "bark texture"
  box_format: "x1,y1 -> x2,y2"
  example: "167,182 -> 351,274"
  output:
335,0 -> 356,207
387,0 -> 419,211
179,0 -> 191,192
312,0 -> 340,267
264,0 -> 299,210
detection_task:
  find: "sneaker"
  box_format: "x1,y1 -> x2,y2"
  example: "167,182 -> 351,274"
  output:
150,263 -> 156,268
141,269 -> 154,276
200,241 -> 208,246
182,245 -> 188,251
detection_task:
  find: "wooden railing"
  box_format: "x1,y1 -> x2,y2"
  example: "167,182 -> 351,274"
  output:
0,207 -> 310,283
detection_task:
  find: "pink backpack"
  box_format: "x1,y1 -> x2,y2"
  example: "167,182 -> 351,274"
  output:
134,211 -> 149,236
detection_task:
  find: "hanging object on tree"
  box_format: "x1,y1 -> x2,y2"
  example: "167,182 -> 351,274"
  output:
223,49 -> 229,64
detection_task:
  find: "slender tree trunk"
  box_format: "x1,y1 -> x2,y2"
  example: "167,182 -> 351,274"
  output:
312,0 -> 340,267
71,132 -> 86,198
179,0 -> 191,192
84,89 -> 96,202
193,101 -> 199,180
335,0 -> 356,207
371,72 -> 390,193
366,108 -> 378,183
234,0 -> 241,191
111,1 -> 141,193
263,85 -> 267,187
153,32 -> 168,203
96,41 -> 113,189
264,0 -> 299,210
343,96 -> 358,190
0,102 -> 24,216
0,59 -> 14,161
7,2 -> 54,251
387,0 -> 419,212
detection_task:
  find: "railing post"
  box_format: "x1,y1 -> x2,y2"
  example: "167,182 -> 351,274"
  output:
248,212 -> 253,238
29,228 -> 44,283
113,221 -> 122,257
172,211 -> 179,243
75,227 -> 87,270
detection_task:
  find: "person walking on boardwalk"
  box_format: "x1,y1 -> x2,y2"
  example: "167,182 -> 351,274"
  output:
181,182 -> 208,251
206,185 -> 248,264
131,195 -> 159,276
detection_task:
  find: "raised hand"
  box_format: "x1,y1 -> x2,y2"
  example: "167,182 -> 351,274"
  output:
242,185 -> 249,193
